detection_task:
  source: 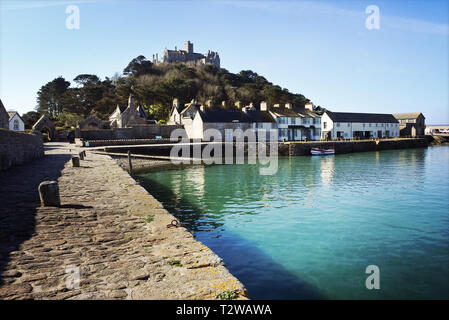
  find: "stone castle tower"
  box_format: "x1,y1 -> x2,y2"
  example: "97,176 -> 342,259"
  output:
152,41 -> 220,68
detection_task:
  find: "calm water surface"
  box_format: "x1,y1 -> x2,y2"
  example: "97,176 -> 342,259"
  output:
138,146 -> 449,299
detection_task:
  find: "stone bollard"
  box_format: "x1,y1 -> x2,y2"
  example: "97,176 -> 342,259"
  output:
38,181 -> 60,207
79,151 -> 84,160
72,156 -> 80,167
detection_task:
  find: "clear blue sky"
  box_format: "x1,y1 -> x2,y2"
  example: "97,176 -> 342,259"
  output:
1,0 -> 448,124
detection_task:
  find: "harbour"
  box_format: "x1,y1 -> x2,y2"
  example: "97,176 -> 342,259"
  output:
137,145 -> 449,299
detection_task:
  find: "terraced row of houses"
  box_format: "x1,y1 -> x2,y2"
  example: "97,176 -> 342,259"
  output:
77,95 -> 424,142
168,99 -> 421,141
168,99 -> 323,141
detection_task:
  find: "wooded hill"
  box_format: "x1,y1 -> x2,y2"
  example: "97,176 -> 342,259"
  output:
27,55 -> 311,129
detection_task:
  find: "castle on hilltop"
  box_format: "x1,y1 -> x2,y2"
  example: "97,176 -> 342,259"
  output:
152,41 -> 220,68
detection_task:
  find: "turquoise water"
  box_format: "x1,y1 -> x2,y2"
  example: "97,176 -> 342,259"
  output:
138,146 -> 449,299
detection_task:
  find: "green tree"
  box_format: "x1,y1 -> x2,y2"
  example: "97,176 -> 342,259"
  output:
123,55 -> 153,77
36,76 -> 70,117
21,111 -> 41,129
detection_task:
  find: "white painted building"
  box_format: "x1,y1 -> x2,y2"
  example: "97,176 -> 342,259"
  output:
8,111 -> 25,132
267,102 -> 321,141
321,111 -> 400,140
186,104 -> 276,141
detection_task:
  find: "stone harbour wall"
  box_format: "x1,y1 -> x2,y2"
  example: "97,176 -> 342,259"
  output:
0,143 -> 247,300
76,125 -> 185,141
281,138 -> 428,156
0,129 -> 44,171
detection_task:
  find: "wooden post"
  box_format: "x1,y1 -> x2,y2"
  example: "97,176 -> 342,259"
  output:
79,151 -> 84,160
128,151 -> 133,175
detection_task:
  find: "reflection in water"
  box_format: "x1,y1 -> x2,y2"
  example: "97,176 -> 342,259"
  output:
185,166 -> 205,198
320,156 -> 335,187
138,147 -> 449,299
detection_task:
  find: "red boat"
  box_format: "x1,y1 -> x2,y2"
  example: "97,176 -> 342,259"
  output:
310,148 -> 335,156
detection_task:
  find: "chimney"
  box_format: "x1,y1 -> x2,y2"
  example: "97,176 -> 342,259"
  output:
285,103 -> 292,110
305,103 -> 314,111
128,94 -> 135,108
175,46 -> 177,51
156,53 -> 158,62
260,101 -> 268,112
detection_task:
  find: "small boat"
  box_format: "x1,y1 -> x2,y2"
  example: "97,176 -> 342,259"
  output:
311,148 -> 335,156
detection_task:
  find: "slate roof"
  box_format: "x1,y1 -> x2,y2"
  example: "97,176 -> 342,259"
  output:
269,107 -> 301,117
245,109 -> 276,123
7,111 -> 23,122
393,113 -> 424,120
137,106 -> 147,119
180,103 -> 200,115
326,111 -> 398,123
198,109 -> 253,123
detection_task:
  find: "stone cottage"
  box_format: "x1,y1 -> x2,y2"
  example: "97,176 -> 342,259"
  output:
393,112 -> 425,137
109,94 -> 147,128
0,99 -> 9,129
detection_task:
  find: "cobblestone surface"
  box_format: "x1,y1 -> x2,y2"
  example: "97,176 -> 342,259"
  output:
0,143 -> 247,300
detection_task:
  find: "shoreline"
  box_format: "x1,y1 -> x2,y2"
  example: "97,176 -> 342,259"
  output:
0,143 -> 247,300
95,138 -> 432,173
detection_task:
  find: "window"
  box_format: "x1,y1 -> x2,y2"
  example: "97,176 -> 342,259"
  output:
323,122 -> 327,129
13,119 -> 19,131
279,128 -> 288,137
348,123 -> 350,127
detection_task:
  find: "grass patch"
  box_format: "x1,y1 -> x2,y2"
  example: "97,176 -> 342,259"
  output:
124,236 -> 133,241
216,290 -> 238,300
144,214 -> 154,223
167,259 -> 182,267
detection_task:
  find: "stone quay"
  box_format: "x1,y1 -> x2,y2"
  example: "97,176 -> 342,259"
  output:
0,143 -> 247,300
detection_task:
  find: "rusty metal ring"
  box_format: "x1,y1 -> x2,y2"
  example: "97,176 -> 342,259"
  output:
167,220 -> 180,228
